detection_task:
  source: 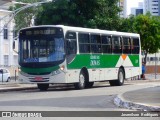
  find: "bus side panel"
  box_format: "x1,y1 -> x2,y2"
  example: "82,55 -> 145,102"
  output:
89,69 -> 101,81
132,67 -> 141,78
124,67 -> 132,79
88,68 -> 118,82
66,69 -> 80,83
104,68 -> 119,80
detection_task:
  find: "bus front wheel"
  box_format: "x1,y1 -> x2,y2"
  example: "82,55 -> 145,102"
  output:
37,83 -> 49,91
74,71 -> 86,89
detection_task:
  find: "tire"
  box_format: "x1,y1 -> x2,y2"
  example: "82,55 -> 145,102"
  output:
109,68 -> 124,86
86,82 -> 94,88
109,80 -> 116,86
37,83 -> 49,91
74,71 -> 86,89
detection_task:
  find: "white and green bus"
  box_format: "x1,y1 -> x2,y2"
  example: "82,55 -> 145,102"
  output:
18,25 -> 141,90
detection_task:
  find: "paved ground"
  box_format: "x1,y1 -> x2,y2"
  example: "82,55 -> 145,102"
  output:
0,74 -> 160,111
114,74 -> 160,111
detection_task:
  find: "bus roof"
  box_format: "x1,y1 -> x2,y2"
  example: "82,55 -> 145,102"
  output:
20,25 -> 140,38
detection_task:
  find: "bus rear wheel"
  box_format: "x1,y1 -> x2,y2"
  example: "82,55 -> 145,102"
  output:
109,68 -> 124,86
74,71 -> 86,89
37,83 -> 49,91
86,82 -> 94,88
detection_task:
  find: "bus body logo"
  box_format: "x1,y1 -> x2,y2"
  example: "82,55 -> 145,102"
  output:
90,55 -> 100,66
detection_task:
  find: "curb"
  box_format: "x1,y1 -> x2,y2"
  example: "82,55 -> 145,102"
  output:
0,85 -> 37,92
114,93 -> 160,111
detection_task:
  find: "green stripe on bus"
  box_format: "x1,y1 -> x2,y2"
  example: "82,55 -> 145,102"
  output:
128,55 -> 140,67
21,66 -> 60,74
67,54 -> 120,69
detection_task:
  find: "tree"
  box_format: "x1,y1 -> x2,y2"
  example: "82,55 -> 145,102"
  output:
10,0 -> 43,33
117,15 -> 136,32
133,13 -> 160,63
35,0 -> 121,30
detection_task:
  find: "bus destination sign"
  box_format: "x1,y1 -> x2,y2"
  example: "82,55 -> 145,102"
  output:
25,29 -> 56,35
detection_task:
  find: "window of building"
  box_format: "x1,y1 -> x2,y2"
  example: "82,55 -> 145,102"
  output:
4,55 -> 9,66
4,28 -> 8,39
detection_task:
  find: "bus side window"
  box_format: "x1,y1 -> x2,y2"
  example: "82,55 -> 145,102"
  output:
101,35 -> 111,53
132,38 -> 140,54
79,33 -> 90,53
90,34 -> 101,53
122,37 -> 131,54
112,36 -> 122,54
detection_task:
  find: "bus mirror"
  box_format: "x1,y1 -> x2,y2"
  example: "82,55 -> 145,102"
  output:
13,41 -> 15,49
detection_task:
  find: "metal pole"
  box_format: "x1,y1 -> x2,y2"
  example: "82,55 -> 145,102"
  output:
155,53 -> 157,79
15,70 -> 16,81
2,70 -> 3,83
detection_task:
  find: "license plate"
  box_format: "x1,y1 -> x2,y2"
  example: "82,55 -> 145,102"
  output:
34,77 -> 43,81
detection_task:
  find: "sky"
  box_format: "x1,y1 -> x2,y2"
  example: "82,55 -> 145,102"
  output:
126,0 -> 144,16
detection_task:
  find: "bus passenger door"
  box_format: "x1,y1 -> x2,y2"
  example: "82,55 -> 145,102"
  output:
65,32 -> 77,64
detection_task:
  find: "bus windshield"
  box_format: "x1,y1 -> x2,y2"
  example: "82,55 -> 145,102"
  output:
19,27 -> 65,63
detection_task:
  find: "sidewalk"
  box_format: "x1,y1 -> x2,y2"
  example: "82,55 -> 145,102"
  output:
114,86 -> 160,111
114,74 -> 160,111
0,78 -> 160,111
0,80 -> 37,92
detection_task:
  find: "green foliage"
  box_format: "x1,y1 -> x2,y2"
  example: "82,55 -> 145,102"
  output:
117,15 -> 136,32
11,0 -> 160,63
133,14 -> 160,55
11,0 -> 43,33
35,0 -> 121,30
117,13 -> 160,63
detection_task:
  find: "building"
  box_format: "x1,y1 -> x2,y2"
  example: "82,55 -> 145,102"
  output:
130,2 -> 143,16
118,0 -> 125,17
0,1 -> 18,76
121,0 -> 144,18
144,0 -> 160,16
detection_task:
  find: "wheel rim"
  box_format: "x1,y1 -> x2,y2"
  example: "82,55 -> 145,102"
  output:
119,71 -> 124,83
79,74 -> 85,87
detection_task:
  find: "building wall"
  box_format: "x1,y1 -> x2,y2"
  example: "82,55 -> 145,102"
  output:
118,0 -> 125,17
0,10 -> 18,76
144,0 -> 159,16
142,52 -> 160,74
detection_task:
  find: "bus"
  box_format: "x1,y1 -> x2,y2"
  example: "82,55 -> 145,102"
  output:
17,25 -> 142,90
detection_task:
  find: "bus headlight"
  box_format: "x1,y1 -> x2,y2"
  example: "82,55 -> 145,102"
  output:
60,65 -> 65,71
18,68 -> 21,72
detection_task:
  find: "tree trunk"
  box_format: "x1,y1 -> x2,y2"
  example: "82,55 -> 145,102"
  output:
144,52 -> 148,64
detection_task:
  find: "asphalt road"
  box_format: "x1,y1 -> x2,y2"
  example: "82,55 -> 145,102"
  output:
0,81 -> 159,112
